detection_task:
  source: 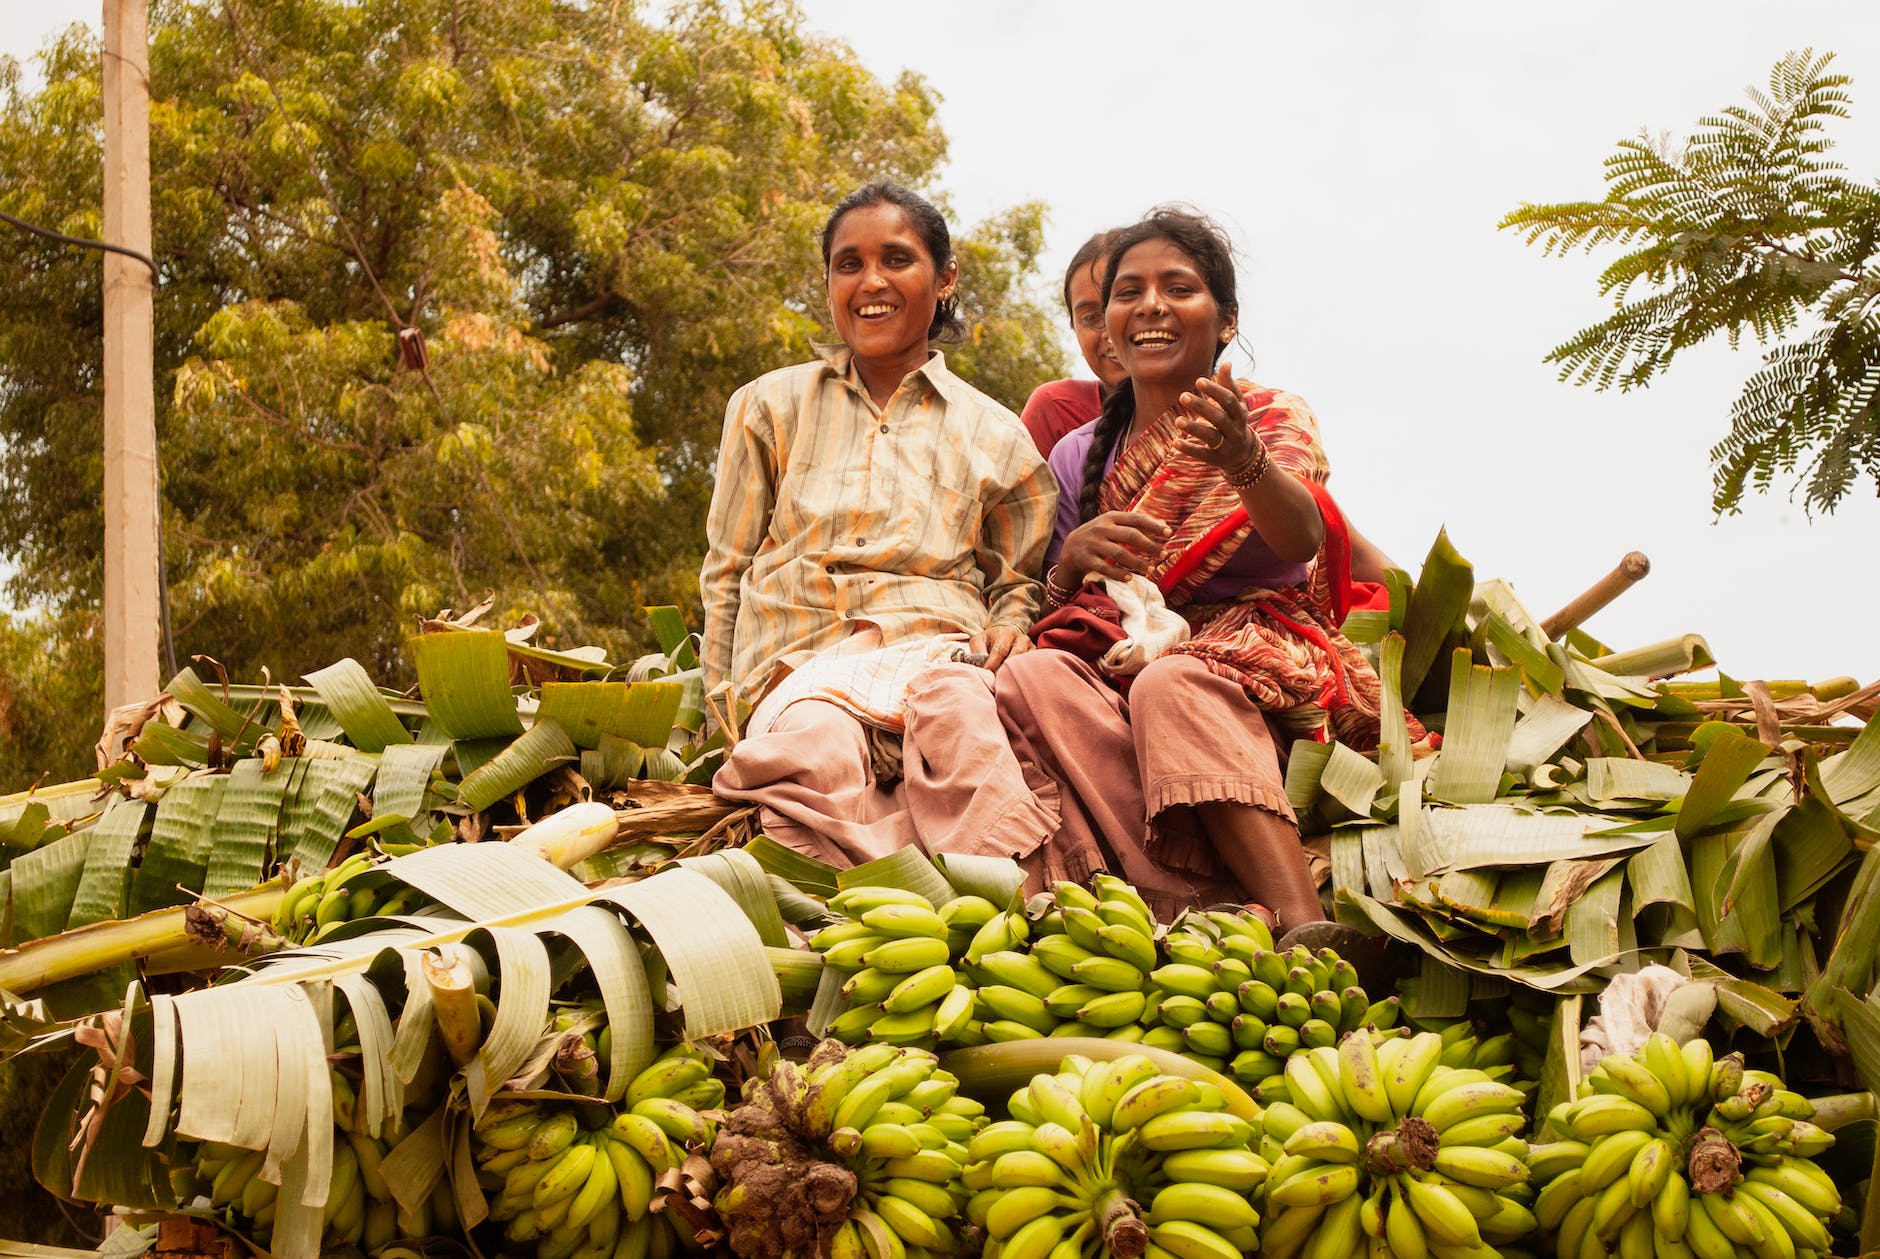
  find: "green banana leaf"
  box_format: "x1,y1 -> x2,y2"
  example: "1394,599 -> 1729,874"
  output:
1428,650 -> 1522,805
410,630 -> 525,741
1398,530 -> 1474,703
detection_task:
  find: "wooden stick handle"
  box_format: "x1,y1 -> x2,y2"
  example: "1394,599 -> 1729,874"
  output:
1541,551 -> 1651,640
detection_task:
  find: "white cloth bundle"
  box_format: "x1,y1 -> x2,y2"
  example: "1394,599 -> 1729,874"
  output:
1097,575 -> 1191,676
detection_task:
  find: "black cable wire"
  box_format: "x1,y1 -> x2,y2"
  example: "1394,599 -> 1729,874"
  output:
0,207 -> 160,281
0,205 -> 175,676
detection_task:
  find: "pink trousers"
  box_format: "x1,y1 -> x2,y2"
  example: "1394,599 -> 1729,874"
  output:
994,649 -> 1296,917
713,662 -> 1060,869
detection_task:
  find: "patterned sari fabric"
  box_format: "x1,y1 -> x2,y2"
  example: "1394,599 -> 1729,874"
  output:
1097,386 -> 1421,750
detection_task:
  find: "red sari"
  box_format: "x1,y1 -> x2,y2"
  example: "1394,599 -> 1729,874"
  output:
1101,387 -> 1417,750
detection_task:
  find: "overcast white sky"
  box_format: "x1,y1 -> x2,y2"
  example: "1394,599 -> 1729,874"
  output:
5,2 -> 1879,682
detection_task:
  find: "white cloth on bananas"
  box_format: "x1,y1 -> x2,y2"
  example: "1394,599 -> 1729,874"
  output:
1578,965 -> 1713,1072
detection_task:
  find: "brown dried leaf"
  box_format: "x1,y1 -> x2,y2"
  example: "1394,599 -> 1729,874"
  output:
69,1012 -> 147,1186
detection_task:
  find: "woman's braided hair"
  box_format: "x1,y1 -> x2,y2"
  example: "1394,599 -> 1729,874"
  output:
1075,208 -> 1241,525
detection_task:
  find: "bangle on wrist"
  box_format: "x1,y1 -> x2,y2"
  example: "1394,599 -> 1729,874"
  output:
1223,439 -> 1271,489
1044,565 -> 1077,609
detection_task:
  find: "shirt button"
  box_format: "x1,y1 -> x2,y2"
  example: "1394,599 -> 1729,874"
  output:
879,424 -> 888,434
855,537 -> 866,546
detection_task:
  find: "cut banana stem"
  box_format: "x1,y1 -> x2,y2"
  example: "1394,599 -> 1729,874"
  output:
509,801 -> 621,870
424,944 -> 487,1067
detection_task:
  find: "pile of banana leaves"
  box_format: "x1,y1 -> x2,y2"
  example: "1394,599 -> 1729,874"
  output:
0,607 -> 747,1021
0,530 -> 1877,1253
1292,534 -> 1880,1090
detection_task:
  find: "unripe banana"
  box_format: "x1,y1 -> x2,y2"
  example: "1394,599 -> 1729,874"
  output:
1591,1054 -> 1674,1119
863,936 -> 952,974
1136,1109 -> 1252,1152
860,903 -> 949,940
534,1141 -> 598,1213
829,886 -> 935,917
1430,1145 -> 1528,1190
1401,1175 -> 1481,1248
1282,1121 -> 1362,1164
1566,1094 -> 1658,1141
1149,1219 -> 1241,1259
1077,989 -> 1148,1028
1385,1186 -> 1430,1259
565,1136 -> 619,1230
1626,1136 -> 1675,1209
881,964 -> 957,1015
1069,954 -> 1146,992
1159,1147 -> 1269,1193
1581,1128 -> 1654,1192
1266,1162 -> 1360,1208
1095,922 -> 1157,972
1146,1181 -> 1260,1231
1111,1075 -> 1202,1132
609,1112 -> 677,1173
984,1185 -> 1072,1240
989,1149 -> 1073,1190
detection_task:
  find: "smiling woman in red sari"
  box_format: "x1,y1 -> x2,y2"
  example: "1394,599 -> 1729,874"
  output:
997,208 -> 1413,933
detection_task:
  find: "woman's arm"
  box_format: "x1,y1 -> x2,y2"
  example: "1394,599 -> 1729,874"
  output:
971,455 -> 1058,665
1349,523 -> 1395,585
1178,364 -> 1324,563
699,384 -> 776,694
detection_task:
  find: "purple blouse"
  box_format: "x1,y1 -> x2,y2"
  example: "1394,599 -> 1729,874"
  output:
1044,419 -> 1309,603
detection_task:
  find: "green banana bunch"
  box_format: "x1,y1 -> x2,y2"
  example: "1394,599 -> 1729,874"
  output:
710,1039 -> 988,1259
1399,985 -> 1552,1112
1529,1034 -> 1841,1259
270,850 -> 429,945
813,887 -> 973,1051
959,1049 -> 1266,1259
968,877 -> 1164,1046
476,1040 -> 722,1259
190,1110 -> 440,1250
1152,917 -> 1394,1096
1256,1028 -> 1532,1259
812,873 -> 1393,1078
813,874 -> 1170,1054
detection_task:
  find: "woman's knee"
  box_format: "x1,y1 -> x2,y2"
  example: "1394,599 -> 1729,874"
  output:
993,647 -> 1088,712
1131,653 -> 1213,709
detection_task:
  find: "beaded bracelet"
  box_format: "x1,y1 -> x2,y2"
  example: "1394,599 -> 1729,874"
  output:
1223,440 -> 1271,489
1044,566 -> 1078,609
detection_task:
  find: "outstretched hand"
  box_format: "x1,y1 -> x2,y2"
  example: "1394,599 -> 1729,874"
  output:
1174,361 -> 1266,468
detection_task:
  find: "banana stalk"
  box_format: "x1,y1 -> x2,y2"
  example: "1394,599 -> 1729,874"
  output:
424,945 -> 488,1067
941,1036 -> 1261,1122
768,946 -> 823,1012
1802,1091 -> 1875,1131
0,882 -> 288,993
509,801 -> 620,870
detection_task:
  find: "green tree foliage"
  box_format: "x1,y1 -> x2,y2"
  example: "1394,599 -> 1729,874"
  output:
0,0 -> 1066,785
0,610 -> 101,789
1502,50 -> 1880,514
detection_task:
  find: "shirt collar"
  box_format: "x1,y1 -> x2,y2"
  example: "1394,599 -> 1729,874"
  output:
812,342 -> 963,405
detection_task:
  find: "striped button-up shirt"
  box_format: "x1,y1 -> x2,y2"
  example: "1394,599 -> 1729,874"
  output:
701,344 -> 1056,700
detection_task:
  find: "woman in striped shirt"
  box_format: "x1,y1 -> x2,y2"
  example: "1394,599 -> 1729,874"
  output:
703,181 -> 1062,872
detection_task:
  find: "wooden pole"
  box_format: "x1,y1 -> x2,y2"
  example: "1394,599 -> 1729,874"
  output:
101,0 -> 162,715
1540,552 -> 1651,641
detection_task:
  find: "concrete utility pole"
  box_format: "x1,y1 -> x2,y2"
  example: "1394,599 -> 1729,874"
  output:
101,0 -> 162,715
